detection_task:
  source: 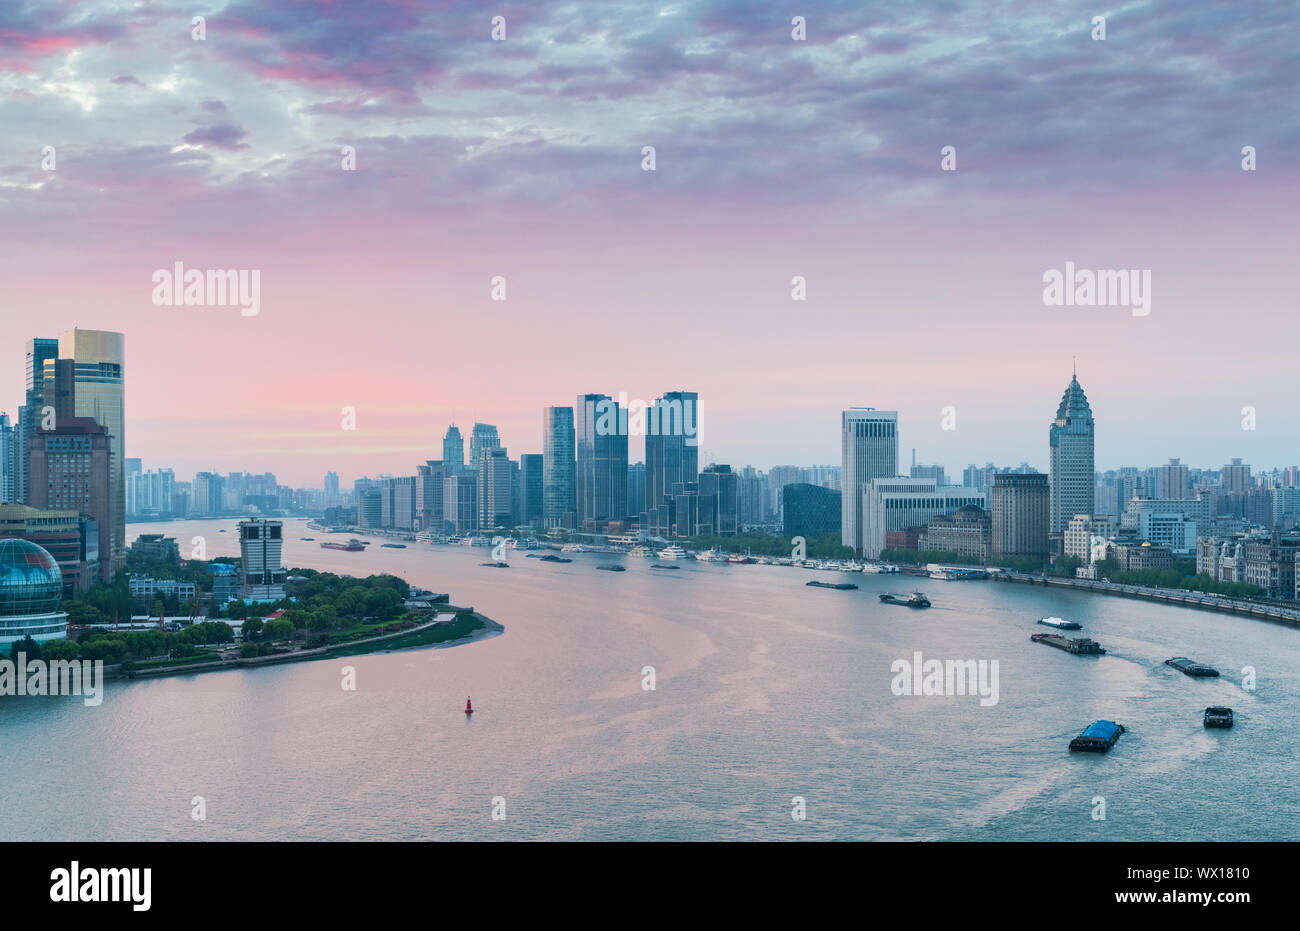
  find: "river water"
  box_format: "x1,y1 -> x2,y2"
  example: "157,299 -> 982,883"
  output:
2,517 -> 1296,841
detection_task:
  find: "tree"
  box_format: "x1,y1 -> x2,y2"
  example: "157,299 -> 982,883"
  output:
40,639 -> 81,662
9,635 -> 41,662
242,617 -> 264,640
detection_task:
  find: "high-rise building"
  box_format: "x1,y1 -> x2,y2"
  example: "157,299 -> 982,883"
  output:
0,413 -> 14,502
841,408 -> 899,554
192,472 -> 225,515
519,454 -> 544,527
443,473 -> 478,533
783,484 -> 841,541
237,518 -> 286,602
861,477 -> 984,559
443,425 -> 465,475
1221,458 -> 1252,493
324,470 -> 340,505
469,423 -> 500,474
992,473 -> 1050,560
697,464 -> 738,536
645,390 -> 700,515
1048,371 -> 1095,540
16,337 -> 59,504
416,461 -> 446,531
381,476 -> 416,530
543,406 -> 576,528
478,448 -> 513,530
575,393 -> 629,527
53,329 -> 126,571
126,468 -> 176,519
627,462 -> 646,524
25,360 -> 115,583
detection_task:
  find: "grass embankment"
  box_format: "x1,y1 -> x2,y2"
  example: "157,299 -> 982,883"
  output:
314,611 -> 486,659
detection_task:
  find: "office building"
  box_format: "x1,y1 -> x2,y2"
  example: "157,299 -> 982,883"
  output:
782,484 -> 841,541
543,406 -> 576,529
478,447 -> 513,530
443,473 -> 478,534
443,425 -> 465,475
645,391 -> 700,514
991,473 -> 1050,560
697,464 -> 738,536
575,393 -> 629,527
236,518 -> 286,602
861,478 -> 984,559
1048,371 -> 1095,540
519,454 -> 543,527
842,408 -> 899,554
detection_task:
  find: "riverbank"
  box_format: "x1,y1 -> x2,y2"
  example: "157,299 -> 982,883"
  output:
994,572 -> 1300,629
109,609 -> 502,681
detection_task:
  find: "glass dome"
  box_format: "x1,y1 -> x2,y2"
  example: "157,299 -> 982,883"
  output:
0,538 -> 65,617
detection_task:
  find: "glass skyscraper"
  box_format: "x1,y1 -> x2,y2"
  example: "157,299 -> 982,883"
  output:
645,390 -> 699,515
542,406 -> 576,529
575,393 -> 629,527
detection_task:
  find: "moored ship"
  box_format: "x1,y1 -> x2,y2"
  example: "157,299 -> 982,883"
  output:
321,538 -> 367,551
656,545 -> 687,560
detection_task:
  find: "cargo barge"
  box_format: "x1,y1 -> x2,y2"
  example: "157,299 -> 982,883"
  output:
1165,657 -> 1219,677
1030,632 -> 1106,654
808,580 -> 858,590
321,538 -> 367,551
1069,720 -> 1126,752
879,592 -> 930,608
596,564 -> 626,572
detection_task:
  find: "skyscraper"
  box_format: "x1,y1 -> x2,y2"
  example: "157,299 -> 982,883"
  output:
992,473 -> 1050,560
237,518 -> 286,602
469,423 -> 500,474
1048,370 -> 1095,539
841,408 -> 899,554
57,329 -> 126,571
644,390 -> 699,514
0,413 -> 14,502
16,337 -> 59,504
575,393 -> 629,527
415,461 -> 446,531
443,425 -> 465,475
519,454 -> 544,527
324,470 -> 340,505
477,448 -> 513,530
542,406 -> 576,529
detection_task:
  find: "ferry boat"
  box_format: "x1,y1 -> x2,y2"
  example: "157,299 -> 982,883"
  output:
1203,706 -> 1234,729
1031,632 -> 1106,655
627,546 -> 651,557
561,543 -> 586,554
1165,657 -> 1220,678
656,545 -> 687,560
880,592 -> 930,608
861,564 -> 899,574
321,538 -> 368,552
1069,720 -> 1125,752
807,580 -> 858,590
695,549 -> 728,563
1037,616 -> 1082,630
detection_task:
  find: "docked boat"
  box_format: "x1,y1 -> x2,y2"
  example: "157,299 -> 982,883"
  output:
1037,616 -> 1082,630
1165,657 -> 1219,678
657,545 -> 687,560
861,564 -> 899,574
321,538 -> 368,552
1069,720 -> 1125,752
879,592 -> 930,608
538,554 -> 572,563
727,554 -> 756,564
596,564 -> 626,572
627,545 -> 651,557
1031,632 -> 1106,655
807,580 -> 858,590
1203,706 -> 1234,728
695,549 -> 729,563
561,543 -> 585,554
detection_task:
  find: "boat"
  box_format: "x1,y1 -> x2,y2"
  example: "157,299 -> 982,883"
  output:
561,543 -> 585,554
480,561 -> 510,568
381,543 -> 407,549
694,549 -> 728,563
596,564 -> 626,572
1203,706 -> 1234,729
880,592 -> 931,608
861,564 -> 898,574
807,580 -> 858,590
1031,632 -> 1106,655
627,545 -> 651,557
650,564 -> 680,570
300,537 -> 315,541
1165,657 -> 1220,678
1037,616 -> 1082,630
727,554 -> 756,564
1069,720 -> 1125,752
465,697 -> 473,716
656,545 -> 687,560
538,554 -> 572,563
929,567 -> 989,580
321,538 -> 368,552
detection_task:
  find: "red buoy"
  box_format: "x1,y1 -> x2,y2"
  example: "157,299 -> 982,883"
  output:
465,697 -> 473,715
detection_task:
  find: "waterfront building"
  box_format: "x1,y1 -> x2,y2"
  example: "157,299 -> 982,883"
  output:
1064,514 -> 1116,563
991,473 -> 1050,561
236,519 -> 287,602
1048,371 -> 1095,541
575,393 -> 629,528
841,408 -> 899,554
443,473 -> 478,534
416,461 -> 446,531
1243,527 -> 1300,599
16,337 -> 60,505
0,538 -> 69,649
782,483 -> 841,541
1110,540 -> 1174,571
477,448 -> 513,530
644,391 -> 700,515
920,505 -> 991,563
542,406 -> 576,529
697,464 -> 738,536
861,477 -> 984,559
519,454 -> 544,528
130,533 -> 180,561
356,488 -> 382,528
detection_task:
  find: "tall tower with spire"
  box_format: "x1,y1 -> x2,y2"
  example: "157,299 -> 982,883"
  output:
1049,365 -> 1095,541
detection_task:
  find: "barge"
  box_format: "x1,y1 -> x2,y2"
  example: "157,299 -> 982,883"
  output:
1165,657 -> 1219,677
1030,632 -> 1106,654
538,554 -> 572,563
879,592 -> 930,608
1069,720 -> 1126,752
321,538 -> 367,551
596,564 -> 626,572
807,580 -> 858,590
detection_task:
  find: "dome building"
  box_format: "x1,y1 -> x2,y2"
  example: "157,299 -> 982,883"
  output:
0,538 -> 69,649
